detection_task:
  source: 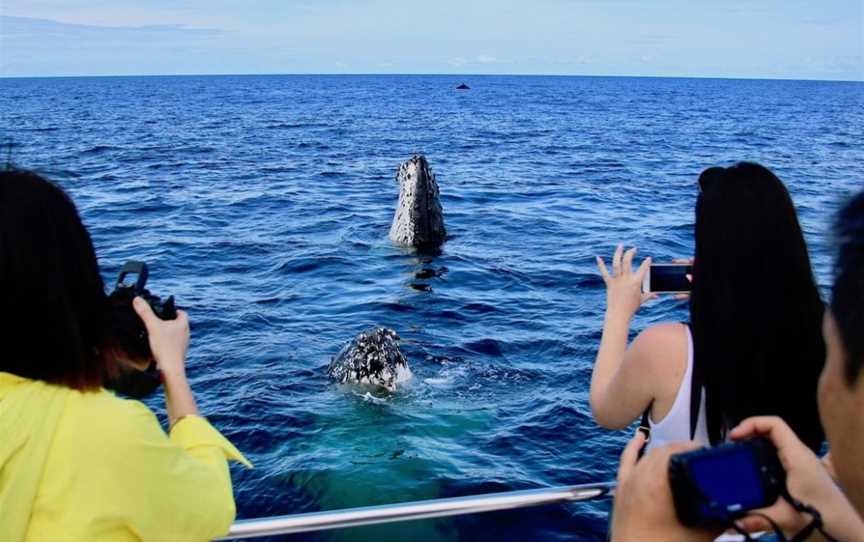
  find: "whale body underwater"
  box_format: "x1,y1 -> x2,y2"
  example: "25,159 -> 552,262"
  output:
327,155 -> 446,390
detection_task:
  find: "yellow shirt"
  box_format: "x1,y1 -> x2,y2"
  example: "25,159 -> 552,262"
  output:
0,372 -> 252,542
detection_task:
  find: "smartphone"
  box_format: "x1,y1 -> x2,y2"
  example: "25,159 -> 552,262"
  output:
668,438 -> 785,528
643,263 -> 693,293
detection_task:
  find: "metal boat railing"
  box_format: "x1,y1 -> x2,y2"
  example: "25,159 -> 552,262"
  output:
215,481 -> 616,540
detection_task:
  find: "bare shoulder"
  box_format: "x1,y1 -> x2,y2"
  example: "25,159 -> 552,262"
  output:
633,322 -> 687,349
627,322 -> 688,375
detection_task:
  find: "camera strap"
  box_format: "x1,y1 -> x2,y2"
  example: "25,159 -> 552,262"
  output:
781,491 -> 838,542
686,322 -> 702,442
636,406 -> 652,458
729,492 -> 838,542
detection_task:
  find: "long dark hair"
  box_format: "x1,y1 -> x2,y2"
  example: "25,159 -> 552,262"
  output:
0,169 -> 111,390
832,190 -> 864,386
690,163 -> 825,451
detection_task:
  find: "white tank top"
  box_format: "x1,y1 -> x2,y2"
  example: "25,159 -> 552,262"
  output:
643,332 -> 747,541
645,325 -> 710,453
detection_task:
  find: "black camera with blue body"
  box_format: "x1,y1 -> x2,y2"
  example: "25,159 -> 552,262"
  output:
669,438 -> 786,529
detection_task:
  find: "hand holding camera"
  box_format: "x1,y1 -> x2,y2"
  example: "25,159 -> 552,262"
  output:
132,296 -> 190,380
104,260 -> 200,425
614,422 -> 861,542
105,261 -> 184,398
729,417 -> 864,540
668,437 -> 786,530
614,434 -> 786,541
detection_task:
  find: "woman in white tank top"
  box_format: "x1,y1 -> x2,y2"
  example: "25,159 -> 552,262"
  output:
589,163 -> 826,456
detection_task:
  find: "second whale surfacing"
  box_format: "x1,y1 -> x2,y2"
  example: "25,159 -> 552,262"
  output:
389,155 -> 446,249
327,328 -> 412,391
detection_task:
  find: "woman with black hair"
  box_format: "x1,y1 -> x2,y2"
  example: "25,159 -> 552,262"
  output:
590,163 -> 825,454
0,170 -> 250,541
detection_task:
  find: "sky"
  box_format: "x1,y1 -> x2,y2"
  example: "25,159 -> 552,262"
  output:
1,0 -> 862,80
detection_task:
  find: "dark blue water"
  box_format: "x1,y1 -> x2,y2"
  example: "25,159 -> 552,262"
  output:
2,75 -> 863,541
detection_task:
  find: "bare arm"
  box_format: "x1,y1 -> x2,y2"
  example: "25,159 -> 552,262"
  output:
593,324 -> 687,428
590,245 -> 656,428
133,297 -> 199,426
163,370 -> 199,427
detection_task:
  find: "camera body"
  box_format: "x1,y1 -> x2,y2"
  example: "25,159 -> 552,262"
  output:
669,438 -> 786,528
107,260 -> 177,361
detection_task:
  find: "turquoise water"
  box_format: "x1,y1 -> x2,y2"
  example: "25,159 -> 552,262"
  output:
1,74 -> 863,541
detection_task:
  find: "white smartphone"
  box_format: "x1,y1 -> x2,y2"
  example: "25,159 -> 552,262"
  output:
643,263 -> 693,294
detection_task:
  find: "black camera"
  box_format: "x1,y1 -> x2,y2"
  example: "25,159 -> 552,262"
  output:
669,438 -> 786,528
107,260 -> 177,361
104,261 -> 176,399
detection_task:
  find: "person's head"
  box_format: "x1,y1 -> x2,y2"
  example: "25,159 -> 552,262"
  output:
690,162 -> 825,450
818,189 -> 864,512
0,169 -> 112,390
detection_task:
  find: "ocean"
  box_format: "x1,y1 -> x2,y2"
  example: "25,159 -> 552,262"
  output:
1,74 -> 862,541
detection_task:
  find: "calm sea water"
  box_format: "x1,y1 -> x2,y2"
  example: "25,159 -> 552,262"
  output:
2,74 -> 863,541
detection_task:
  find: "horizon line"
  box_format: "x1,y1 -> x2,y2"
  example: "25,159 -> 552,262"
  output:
1,71 -> 862,84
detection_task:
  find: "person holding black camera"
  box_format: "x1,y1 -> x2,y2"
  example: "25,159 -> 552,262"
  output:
0,170 -> 251,541
610,190 -> 864,541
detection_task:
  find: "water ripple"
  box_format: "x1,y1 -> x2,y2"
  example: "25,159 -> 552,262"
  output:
1,74 -> 862,542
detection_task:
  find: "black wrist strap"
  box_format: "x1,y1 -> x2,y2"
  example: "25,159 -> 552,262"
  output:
783,492 -> 839,542
733,492 -> 840,542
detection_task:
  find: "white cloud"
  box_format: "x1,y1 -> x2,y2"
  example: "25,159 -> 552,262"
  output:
448,55 -> 509,67
476,54 -> 501,64
448,57 -> 468,67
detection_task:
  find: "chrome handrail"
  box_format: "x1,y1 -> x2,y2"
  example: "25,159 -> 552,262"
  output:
215,481 -> 615,540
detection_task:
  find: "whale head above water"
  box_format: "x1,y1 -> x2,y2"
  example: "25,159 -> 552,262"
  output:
389,155 -> 446,249
327,328 -> 412,391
